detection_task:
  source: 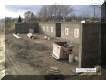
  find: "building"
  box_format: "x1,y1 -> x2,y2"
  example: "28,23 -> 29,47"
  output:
15,21 -> 101,68
39,22 -> 101,68
101,2 -> 106,67
15,22 -> 39,33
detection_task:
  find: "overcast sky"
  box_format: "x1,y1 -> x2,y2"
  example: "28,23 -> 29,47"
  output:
5,5 -> 101,18
0,0 -> 104,18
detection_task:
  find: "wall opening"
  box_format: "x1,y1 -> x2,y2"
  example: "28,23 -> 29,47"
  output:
56,23 -> 61,37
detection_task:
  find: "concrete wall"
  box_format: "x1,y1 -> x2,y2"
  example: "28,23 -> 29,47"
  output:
61,22 -> 82,59
39,22 -> 82,58
80,23 -> 101,68
101,23 -> 106,67
39,22 -> 56,37
101,2 -> 106,67
61,22 -> 82,44
15,23 -> 39,33
101,2 -> 106,22
15,21 -> 101,68
39,21 -> 82,43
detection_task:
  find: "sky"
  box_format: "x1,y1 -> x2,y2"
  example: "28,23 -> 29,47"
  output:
5,5 -> 42,18
0,0 -> 104,19
5,5 -> 101,18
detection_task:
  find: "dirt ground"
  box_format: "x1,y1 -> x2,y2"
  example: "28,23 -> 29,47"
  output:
5,33 -> 78,75
2,33 -> 106,80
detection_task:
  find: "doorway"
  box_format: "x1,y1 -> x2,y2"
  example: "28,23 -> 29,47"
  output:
56,23 -> 61,37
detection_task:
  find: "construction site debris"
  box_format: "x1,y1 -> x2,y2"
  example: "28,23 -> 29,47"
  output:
12,33 -> 21,39
44,36 -> 48,39
27,33 -> 33,38
50,67 -> 58,70
27,33 -> 37,39
43,35 -> 51,40
46,67 -> 60,75
6,34 -> 78,75
52,42 -> 73,59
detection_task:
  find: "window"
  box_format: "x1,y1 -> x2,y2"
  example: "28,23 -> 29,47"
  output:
74,28 -> 79,38
51,26 -> 54,32
65,27 -> 69,36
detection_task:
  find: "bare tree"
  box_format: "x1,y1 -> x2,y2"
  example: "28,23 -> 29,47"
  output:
90,5 -> 101,18
24,11 -> 36,22
38,6 -> 48,18
38,5 -> 73,21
